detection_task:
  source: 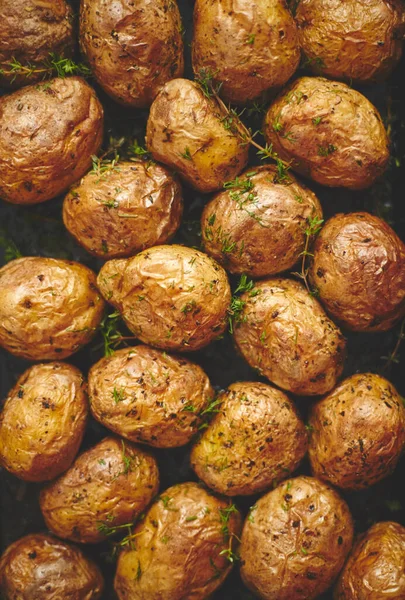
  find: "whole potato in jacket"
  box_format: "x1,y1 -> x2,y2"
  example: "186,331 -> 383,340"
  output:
0,77 -> 103,205
80,0 -> 184,108
263,77 -> 389,189
0,257 -> 105,361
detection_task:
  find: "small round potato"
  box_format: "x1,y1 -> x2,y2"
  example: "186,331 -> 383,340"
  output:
0,257 -> 105,361
0,362 -> 88,482
240,476 -> 354,600
190,381 -> 308,496
0,533 -> 104,599
114,482 -> 242,600
88,345 -> 213,447
40,437 -> 159,544
0,77 -> 103,205
308,373 -> 405,490
334,521 -> 405,599
201,166 -> 323,278
97,245 -> 231,352
146,78 -> 249,192
309,212 -> 405,332
233,278 -> 346,396
263,77 -> 390,190
63,161 -> 183,259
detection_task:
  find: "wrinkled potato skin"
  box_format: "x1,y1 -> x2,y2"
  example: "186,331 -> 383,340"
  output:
263,77 -> 390,190
201,166 -> 323,278
0,77 -> 103,205
296,0 -> 405,83
240,476 -> 354,600
233,278 -> 346,396
192,0 -> 300,105
0,257 -> 105,361
114,482 -> 242,600
40,437 -> 159,544
0,534 -> 104,600
98,245 -> 231,352
334,521 -> 405,599
146,78 -> 249,192
80,0 -> 184,108
0,363 -> 88,482
63,161 -> 183,259
88,345 -> 213,447
309,212 -> 405,332
308,373 -> 405,490
191,381 -> 308,496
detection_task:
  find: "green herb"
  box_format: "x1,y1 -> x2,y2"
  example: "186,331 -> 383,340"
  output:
100,311 -> 125,357
121,440 -> 135,475
246,34 -> 255,45
301,547 -> 309,555
160,495 -> 179,512
185,516 -> 198,522
228,275 -> 258,333
0,53 -> 91,84
292,212 -> 324,293
194,67 -> 222,98
181,300 -> 197,314
248,505 -> 257,523
180,147 -> 192,161
218,504 -> 238,538
312,117 -> 323,126
317,144 -> 337,157
136,561 -> 142,580
97,520 -> 134,537
112,387 -> 125,404
0,229 -> 22,262
98,459 -> 106,466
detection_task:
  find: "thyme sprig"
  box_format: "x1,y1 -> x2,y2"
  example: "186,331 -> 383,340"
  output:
292,214 -> 324,294
0,53 -> 91,84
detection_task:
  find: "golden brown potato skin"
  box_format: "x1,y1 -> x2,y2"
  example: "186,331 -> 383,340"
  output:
80,0 -> 184,108
309,212 -> 405,332
190,381 -> 308,496
240,476 -> 354,600
201,166 -> 323,278
63,161 -> 183,259
40,437 -> 159,544
192,0 -> 300,105
296,0 -> 405,83
98,245 -> 231,352
146,78 -> 249,192
233,278 -> 346,396
88,345 -> 213,447
334,521 -> 405,599
0,77 -> 103,205
0,363 -> 88,482
114,482 -> 242,600
308,373 -> 405,490
263,77 -> 390,190
0,533 -> 104,600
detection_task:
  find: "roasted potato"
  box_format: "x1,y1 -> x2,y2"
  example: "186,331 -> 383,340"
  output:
309,212 -> 405,332
334,521 -> 405,599
0,362 -> 88,482
201,166 -> 323,278
192,0 -> 300,105
63,160 -> 183,259
146,78 -> 249,192
0,77 -> 103,205
98,245 -> 231,352
114,482 -> 242,600
308,373 -> 405,490
233,277 -> 346,396
190,381 -> 308,496
40,437 -> 159,544
88,345 -> 213,447
0,533 -> 104,600
240,476 -> 354,600
263,77 -> 390,189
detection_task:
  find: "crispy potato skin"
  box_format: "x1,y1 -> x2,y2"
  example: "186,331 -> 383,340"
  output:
146,78 -> 249,192
191,381 -> 308,496
240,476 -> 354,600
263,77 -> 390,190
114,482 -> 242,600
201,166 -> 323,278
334,521 -> 405,599
63,161 -> 183,259
296,0 -> 405,83
0,77 -> 103,205
192,0 -> 300,105
98,245 -> 231,352
40,437 -> 159,544
309,212 -> 405,332
308,373 -> 405,490
88,345 -> 213,447
233,278 -> 346,396
0,257 -> 105,361
0,363 -> 88,482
